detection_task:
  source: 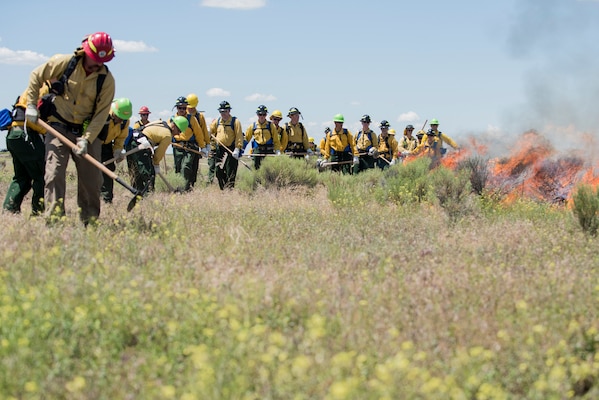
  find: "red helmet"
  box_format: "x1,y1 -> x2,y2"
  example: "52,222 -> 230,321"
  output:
138,106 -> 151,114
82,32 -> 115,63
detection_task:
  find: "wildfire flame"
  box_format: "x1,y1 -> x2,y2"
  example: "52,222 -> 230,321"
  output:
405,129 -> 599,204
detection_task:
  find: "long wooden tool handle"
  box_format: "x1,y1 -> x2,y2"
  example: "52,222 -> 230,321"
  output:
39,120 -> 139,195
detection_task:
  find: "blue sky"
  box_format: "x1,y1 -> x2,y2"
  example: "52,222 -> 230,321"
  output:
2,0 -> 599,155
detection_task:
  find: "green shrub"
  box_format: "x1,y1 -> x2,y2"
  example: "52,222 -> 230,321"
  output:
377,157 -> 431,205
428,166 -> 475,222
240,156 -> 319,193
572,184 -> 599,236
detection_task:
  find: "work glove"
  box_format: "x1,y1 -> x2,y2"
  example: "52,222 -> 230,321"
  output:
154,164 -> 161,174
75,138 -> 88,156
113,149 -> 125,163
202,146 -> 209,157
307,149 -> 314,156
25,105 -> 38,124
368,147 -> 376,156
232,148 -> 240,160
353,156 -> 359,165
138,137 -> 151,149
401,151 -> 409,157
318,159 -> 328,167
275,150 -> 281,156
390,159 -> 396,166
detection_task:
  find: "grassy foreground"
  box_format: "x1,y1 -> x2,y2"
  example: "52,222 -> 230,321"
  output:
0,154 -> 598,399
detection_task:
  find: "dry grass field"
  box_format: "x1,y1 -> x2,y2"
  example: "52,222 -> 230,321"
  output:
0,150 -> 598,399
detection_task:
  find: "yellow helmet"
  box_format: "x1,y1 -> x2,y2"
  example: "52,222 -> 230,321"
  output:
186,93 -> 199,108
309,137 -> 315,143
270,109 -> 283,120
388,128 -> 396,135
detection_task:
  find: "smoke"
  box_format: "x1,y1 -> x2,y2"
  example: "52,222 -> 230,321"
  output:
504,0 -> 599,152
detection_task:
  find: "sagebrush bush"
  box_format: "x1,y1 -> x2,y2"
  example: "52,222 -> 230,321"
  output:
237,156 -> 319,193
376,157 -> 431,205
428,166 -> 475,222
572,184 -> 599,236
458,155 -> 489,195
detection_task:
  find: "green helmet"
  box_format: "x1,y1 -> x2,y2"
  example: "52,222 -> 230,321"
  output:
172,115 -> 189,132
111,98 -> 132,120
333,114 -> 344,123
430,118 -> 439,125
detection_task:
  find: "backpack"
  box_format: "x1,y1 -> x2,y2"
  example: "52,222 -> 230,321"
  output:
252,121 -> 273,145
39,55 -> 107,122
217,116 -> 237,130
285,122 -> 306,141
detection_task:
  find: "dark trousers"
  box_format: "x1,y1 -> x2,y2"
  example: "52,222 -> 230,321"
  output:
215,145 -> 238,190
3,127 -> 45,215
125,141 -> 154,194
353,153 -> 375,174
100,143 -> 115,203
330,152 -> 353,175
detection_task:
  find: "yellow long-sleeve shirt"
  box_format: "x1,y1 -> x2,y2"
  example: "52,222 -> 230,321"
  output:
245,120 -> 281,149
355,129 -> 378,152
377,134 -> 399,161
274,124 -> 287,152
140,121 -> 173,166
11,90 -> 46,134
284,122 -> 310,150
172,113 -> 206,148
323,128 -> 358,160
410,136 -> 442,158
429,129 -> 458,149
26,50 -> 115,143
102,113 -> 130,151
209,116 -> 243,149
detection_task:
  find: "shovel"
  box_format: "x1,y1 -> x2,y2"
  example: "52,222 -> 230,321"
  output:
156,171 -> 182,193
39,120 -> 143,211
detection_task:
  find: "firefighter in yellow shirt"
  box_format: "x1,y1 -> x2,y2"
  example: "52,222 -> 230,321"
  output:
404,129 -> 444,169
3,90 -> 46,215
100,98 -> 132,203
376,120 -> 399,169
209,101 -> 244,190
284,107 -> 311,158
322,114 -> 359,174
354,114 -> 379,174
245,105 -> 281,169
427,118 -> 459,154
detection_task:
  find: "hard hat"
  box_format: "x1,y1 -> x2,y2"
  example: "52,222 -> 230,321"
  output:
287,107 -> 301,117
256,105 -> 268,115
172,115 -> 189,132
417,130 -> 425,137
427,129 -> 436,136
389,128 -> 396,135
380,120 -> 390,128
360,114 -> 371,123
138,106 -> 151,114
333,114 -> 344,123
309,137 -> 315,143
186,93 -> 199,108
270,110 -> 283,119
175,96 -> 188,107
82,32 -> 115,63
405,124 -> 414,129
430,118 -> 439,125
218,101 -> 231,111
111,98 -> 132,120
324,127 -> 331,133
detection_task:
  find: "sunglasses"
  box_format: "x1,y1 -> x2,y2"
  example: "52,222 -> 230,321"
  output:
257,113 -> 267,116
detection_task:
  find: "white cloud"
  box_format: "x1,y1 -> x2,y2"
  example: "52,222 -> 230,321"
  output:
113,40 -> 158,53
244,93 -> 276,102
206,87 -> 231,97
201,0 -> 266,9
0,47 -> 47,65
397,111 -> 419,122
